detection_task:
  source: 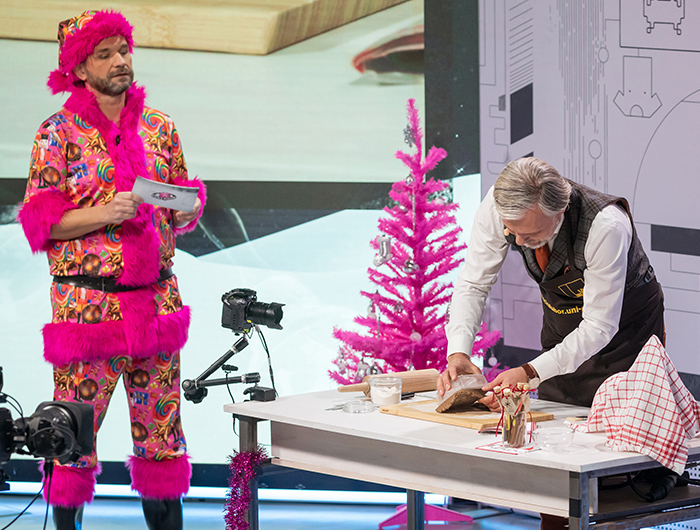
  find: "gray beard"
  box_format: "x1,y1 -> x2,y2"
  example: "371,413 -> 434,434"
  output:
523,241 -> 548,250
87,70 -> 134,97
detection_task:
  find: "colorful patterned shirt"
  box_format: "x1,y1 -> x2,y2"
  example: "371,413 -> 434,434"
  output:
24,103 -> 187,278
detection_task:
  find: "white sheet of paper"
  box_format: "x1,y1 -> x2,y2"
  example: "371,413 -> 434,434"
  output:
132,176 -> 199,212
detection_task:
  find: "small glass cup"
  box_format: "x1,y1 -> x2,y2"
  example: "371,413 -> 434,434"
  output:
503,411 -> 527,448
342,400 -> 376,414
533,427 -> 574,452
368,376 -> 402,406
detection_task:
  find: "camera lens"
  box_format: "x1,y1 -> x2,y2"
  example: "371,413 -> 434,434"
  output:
24,402 -> 93,464
26,404 -> 76,458
247,302 -> 284,330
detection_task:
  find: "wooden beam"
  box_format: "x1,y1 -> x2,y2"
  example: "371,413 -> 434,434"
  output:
0,0 -> 409,55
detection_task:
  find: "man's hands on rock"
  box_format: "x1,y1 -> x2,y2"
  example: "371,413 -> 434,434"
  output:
437,352 -> 501,412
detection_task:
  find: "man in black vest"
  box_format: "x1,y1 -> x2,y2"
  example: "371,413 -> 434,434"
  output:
439,157 -> 664,408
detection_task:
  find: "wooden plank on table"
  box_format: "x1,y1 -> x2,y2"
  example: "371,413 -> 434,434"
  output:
381,399 -> 555,430
0,0 -> 409,55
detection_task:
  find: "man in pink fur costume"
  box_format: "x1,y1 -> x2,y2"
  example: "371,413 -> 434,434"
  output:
18,10 -> 206,530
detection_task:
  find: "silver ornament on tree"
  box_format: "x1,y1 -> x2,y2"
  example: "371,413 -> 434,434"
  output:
403,259 -> 419,273
403,125 -> 415,147
356,360 -> 370,380
373,234 -> 393,267
370,363 -> 383,375
367,299 -> 377,320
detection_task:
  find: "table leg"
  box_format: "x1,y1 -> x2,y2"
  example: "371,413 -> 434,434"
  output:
406,490 -> 425,530
569,471 -> 590,530
238,416 -> 259,530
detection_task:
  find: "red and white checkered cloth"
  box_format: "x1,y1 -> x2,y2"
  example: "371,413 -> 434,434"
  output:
571,335 -> 700,474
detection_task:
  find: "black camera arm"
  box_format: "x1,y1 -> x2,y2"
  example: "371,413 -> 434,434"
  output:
182,336 -> 261,404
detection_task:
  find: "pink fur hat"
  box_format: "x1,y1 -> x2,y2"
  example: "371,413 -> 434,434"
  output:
48,10 -> 134,95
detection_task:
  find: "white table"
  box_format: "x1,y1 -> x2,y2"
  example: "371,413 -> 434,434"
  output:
224,390 -> 700,530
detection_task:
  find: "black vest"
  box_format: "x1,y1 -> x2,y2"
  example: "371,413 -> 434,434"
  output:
506,181 -> 664,406
513,181 -> 651,288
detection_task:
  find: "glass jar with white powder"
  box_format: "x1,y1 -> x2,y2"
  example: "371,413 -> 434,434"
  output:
369,376 -> 402,406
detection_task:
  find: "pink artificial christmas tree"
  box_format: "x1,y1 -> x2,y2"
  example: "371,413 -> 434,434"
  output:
330,99 -> 501,385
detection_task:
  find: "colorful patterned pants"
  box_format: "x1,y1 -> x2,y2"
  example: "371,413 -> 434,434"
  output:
44,351 -> 192,507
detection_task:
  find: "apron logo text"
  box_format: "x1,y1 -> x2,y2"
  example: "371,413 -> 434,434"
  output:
541,294 -> 583,315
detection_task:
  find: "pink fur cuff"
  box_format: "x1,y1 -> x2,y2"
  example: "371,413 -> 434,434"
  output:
17,191 -> 78,253
127,455 -> 192,499
41,462 -> 101,507
171,176 -> 207,235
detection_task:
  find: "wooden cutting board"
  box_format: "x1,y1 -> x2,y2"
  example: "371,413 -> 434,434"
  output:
1,0 -> 408,55
380,398 -> 555,430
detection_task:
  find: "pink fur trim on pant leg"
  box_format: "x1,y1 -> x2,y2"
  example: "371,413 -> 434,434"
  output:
40,462 -> 101,507
127,455 -> 192,500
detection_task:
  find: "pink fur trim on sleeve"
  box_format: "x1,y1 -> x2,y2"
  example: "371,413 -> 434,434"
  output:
41,462 -> 101,507
127,455 -> 191,500
171,176 -> 207,235
17,191 -> 78,253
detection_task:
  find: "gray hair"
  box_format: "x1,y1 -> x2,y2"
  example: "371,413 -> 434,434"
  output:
493,157 -> 572,220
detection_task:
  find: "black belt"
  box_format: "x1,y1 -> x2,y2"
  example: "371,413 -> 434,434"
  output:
52,268 -> 174,293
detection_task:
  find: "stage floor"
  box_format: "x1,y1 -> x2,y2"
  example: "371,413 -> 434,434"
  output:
0,495 -> 541,530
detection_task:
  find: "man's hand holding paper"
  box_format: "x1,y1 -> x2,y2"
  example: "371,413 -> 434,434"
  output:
131,176 -> 200,213
173,197 -> 203,228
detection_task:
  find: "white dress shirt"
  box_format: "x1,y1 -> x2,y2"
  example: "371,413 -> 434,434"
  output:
445,185 -> 633,382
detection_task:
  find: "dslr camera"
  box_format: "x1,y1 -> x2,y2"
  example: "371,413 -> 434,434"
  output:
182,289 -> 283,404
0,367 -> 94,490
221,288 -> 284,333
